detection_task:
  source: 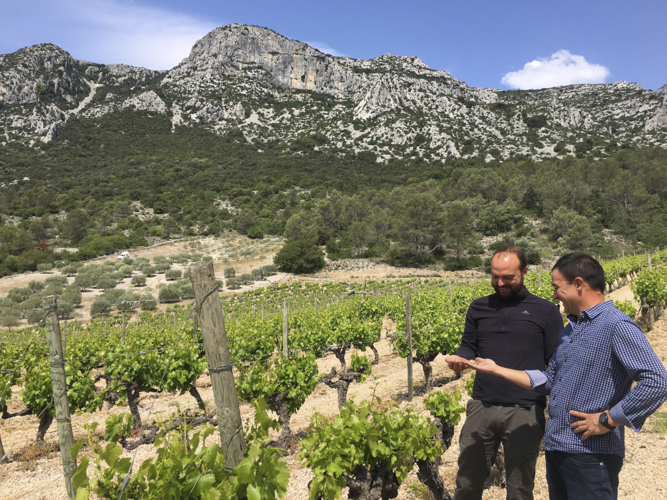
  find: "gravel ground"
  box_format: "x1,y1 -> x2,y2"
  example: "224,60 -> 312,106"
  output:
1,282 -> 666,499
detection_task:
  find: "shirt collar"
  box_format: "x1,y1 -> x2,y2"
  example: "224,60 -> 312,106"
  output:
579,300 -> 613,321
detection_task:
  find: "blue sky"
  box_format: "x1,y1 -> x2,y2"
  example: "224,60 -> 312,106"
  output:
1,0 -> 666,90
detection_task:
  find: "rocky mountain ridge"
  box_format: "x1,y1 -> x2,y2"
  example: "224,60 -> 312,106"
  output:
1,23 -> 666,161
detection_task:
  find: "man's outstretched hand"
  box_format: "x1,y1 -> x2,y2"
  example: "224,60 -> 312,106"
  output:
460,357 -> 499,375
451,357 -> 533,390
444,355 -> 470,372
444,356 -> 499,374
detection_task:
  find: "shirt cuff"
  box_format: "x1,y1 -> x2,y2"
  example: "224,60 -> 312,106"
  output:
525,370 -> 547,389
609,403 -> 632,429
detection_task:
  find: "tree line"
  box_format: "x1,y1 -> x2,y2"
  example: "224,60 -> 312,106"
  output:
0,108 -> 666,274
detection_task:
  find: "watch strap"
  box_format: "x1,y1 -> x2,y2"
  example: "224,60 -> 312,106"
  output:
599,412 -> 615,430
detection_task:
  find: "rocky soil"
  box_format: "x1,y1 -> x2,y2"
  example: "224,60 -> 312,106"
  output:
0,276 -> 666,499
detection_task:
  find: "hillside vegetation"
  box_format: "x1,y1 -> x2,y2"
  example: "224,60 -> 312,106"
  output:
1,24 -> 667,275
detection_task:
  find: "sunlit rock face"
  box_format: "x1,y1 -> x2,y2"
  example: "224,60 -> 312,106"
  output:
1,24 -> 665,158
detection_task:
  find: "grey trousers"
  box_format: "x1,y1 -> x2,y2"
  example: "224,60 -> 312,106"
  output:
454,400 -> 546,500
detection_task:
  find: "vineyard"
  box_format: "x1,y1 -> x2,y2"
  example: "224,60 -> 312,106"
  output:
0,250 -> 666,500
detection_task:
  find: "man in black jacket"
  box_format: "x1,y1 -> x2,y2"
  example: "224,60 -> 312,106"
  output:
446,247 -> 562,500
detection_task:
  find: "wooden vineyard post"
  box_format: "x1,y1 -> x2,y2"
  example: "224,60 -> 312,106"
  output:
174,311 -> 177,328
648,253 -> 652,270
0,434 -> 8,464
104,316 -> 107,335
121,312 -> 126,347
283,301 -> 289,357
189,263 -> 245,469
537,268 -> 542,289
261,303 -> 264,321
193,305 -> 199,341
62,320 -> 67,353
448,280 -> 453,301
406,292 -> 413,402
43,297 -> 77,500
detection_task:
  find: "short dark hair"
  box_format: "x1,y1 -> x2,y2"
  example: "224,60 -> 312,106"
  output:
552,252 -> 605,292
492,246 -> 527,270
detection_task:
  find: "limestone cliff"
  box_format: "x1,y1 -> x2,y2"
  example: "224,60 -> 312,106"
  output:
0,24 -> 665,161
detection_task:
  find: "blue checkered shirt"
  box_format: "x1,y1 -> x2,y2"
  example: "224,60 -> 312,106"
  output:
526,300 -> 667,456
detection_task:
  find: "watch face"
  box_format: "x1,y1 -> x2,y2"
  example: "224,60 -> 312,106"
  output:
599,412 -> 613,429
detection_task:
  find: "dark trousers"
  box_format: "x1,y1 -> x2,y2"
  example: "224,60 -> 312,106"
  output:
454,400 -> 545,500
545,451 -> 623,500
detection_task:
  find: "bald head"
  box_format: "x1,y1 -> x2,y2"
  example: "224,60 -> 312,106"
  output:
491,248 -> 527,300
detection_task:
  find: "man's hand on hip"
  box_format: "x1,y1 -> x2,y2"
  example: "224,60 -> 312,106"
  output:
569,411 -> 616,441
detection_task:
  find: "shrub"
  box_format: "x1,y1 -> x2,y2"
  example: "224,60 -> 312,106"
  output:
247,226 -> 264,239
96,276 -> 117,290
165,269 -> 182,281
27,307 -> 46,325
61,264 -> 80,276
261,264 -> 278,276
116,292 -> 141,312
177,281 -> 195,299
226,278 -> 242,290
111,271 -> 124,283
154,261 -> 171,273
141,294 -> 157,311
133,257 -> 150,269
0,310 -> 20,330
101,288 -> 124,304
238,273 -> 254,285
45,276 -> 68,287
444,256 -> 483,271
61,285 -> 82,306
90,298 -> 113,317
224,267 -> 236,278
131,275 -> 147,287
158,285 -> 180,303
58,301 -> 74,319
119,265 -> 133,277
274,240 -> 325,274
28,280 -> 46,292
43,283 -> 65,296
140,264 -> 155,277
37,263 -> 53,273
615,300 -> 637,319
515,236 -> 542,265
74,273 -> 93,291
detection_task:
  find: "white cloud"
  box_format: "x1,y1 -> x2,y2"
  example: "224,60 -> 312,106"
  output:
2,0 -> 217,70
304,41 -> 346,57
501,50 -> 610,90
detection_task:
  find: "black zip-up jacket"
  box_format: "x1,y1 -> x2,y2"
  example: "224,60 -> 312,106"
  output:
455,288 -> 562,407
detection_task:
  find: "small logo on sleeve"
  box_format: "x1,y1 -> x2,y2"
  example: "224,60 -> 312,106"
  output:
522,310 -> 530,315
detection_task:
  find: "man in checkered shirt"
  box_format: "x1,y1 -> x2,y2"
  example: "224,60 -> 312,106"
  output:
461,252 -> 667,500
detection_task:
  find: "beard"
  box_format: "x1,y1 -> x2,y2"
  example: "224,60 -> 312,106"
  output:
493,278 -> 525,300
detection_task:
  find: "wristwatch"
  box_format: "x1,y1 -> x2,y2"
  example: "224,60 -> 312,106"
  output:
599,412 -> 616,430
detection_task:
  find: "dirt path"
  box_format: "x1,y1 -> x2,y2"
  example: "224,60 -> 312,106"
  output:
1,282 -> 666,499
